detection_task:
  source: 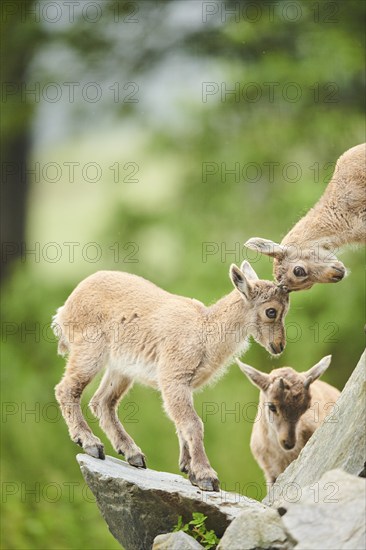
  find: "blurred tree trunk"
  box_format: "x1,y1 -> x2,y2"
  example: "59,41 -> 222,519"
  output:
0,0 -> 44,281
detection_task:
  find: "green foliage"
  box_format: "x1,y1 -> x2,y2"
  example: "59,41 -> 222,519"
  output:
173,512 -> 220,549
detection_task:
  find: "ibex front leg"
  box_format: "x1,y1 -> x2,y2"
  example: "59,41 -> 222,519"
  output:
177,428 -> 191,474
161,383 -> 219,491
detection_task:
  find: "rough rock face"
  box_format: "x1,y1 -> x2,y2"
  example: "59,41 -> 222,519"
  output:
217,469 -> 365,550
279,469 -> 366,550
217,507 -> 291,550
77,454 -> 266,550
152,531 -> 204,549
265,350 -> 366,506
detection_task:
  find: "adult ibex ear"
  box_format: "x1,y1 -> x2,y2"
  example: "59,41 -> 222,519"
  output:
236,359 -> 270,391
303,355 -> 332,389
229,264 -> 253,299
240,260 -> 259,281
245,238 -> 286,259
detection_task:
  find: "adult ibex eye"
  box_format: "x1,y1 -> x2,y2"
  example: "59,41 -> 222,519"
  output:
265,308 -> 277,319
268,404 -> 277,413
293,266 -> 306,277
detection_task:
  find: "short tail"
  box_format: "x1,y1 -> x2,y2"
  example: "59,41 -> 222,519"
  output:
51,306 -> 69,356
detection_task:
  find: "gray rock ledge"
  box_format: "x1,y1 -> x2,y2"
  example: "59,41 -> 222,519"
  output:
279,469 -> 366,550
77,454 -> 266,550
152,531 -> 204,549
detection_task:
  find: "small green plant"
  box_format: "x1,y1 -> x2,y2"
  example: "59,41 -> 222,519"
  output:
173,512 -> 220,549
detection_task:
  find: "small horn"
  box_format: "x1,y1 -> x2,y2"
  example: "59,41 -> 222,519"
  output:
277,282 -> 290,294
304,376 -> 312,390
279,378 -> 285,391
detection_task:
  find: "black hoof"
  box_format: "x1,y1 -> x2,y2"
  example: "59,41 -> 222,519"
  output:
198,477 -> 220,492
189,473 -> 220,492
128,453 -> 146,468
188,472 -> 197,486
84,444 -> 105,460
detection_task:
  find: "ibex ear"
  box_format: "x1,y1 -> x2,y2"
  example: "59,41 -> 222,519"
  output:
240,260 -> 259,281
303,355 -> 332,389
236,359 -> 270,391
230,264 -> 253,299
245,238 -> 285,259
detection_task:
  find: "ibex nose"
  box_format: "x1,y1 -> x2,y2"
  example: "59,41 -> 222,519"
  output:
331,265 -> 345,281
282,440 -> 295,451
269,342 -> 284,355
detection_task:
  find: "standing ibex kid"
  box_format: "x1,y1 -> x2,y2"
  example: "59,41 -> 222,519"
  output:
53,261 -> 289,491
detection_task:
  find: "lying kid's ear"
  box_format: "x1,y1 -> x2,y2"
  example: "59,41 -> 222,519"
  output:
240,260 -> 259,281
229,264 -> 253,299
236,359 -> 270,391
303,355 -> 332,389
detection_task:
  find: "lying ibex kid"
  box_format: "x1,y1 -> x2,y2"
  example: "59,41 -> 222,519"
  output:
53,261 -> 289,491
237,356 -> 340,484
245,143 -> 366,291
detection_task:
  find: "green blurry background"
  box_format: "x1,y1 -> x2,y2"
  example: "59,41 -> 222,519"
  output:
1,1 -> 365,548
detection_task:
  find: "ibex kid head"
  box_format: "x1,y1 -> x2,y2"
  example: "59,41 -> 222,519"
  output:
237,355 -> 332,450
229,261 -> 289,355
244,238 -> 346,291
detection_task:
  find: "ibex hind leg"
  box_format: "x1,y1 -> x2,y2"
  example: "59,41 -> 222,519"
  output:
55,350 -> 105,459
89,369 -> 146,468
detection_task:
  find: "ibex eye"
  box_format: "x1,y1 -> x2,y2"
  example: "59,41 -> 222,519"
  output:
265,308 -> 277,319
293,266 -> 306,277
268,404 -> 277,413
